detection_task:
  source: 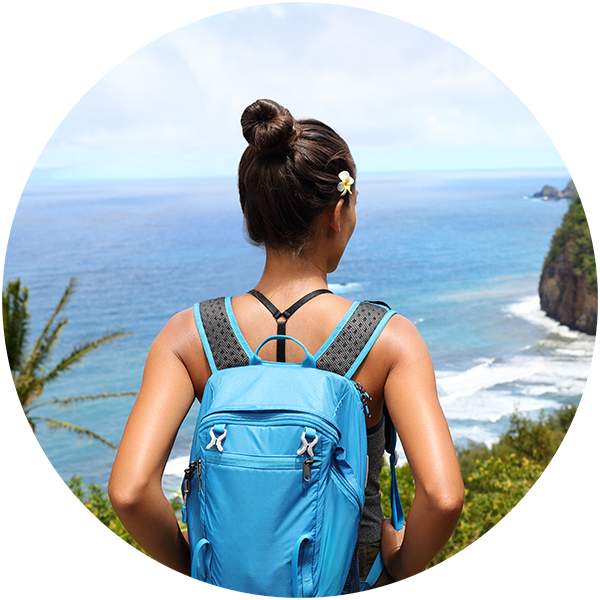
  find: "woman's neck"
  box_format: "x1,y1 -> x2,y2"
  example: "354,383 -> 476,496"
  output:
253,248 -> 329,301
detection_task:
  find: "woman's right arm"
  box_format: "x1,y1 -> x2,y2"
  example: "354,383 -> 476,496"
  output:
108,309 -> 205,575
379,315 -> 464,580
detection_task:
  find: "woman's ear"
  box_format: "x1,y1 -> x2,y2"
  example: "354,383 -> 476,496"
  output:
328,198 -> 345,235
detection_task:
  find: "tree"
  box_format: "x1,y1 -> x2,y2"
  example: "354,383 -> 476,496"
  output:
2,277 -> 136,448
2,279 -> 29,371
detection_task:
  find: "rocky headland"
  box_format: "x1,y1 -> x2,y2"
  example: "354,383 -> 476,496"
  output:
538,187 -> 597,335
532,178 -> 577,200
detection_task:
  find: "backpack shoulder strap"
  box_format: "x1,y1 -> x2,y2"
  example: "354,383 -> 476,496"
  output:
315,301 -> 395,379
195,297 -> 395,376
194,297 -> 250,373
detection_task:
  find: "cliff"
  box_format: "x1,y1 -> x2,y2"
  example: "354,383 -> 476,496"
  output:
539,193 -> 597,335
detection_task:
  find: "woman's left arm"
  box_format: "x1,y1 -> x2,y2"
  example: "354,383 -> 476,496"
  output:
108,310 -> 204,575
378,315 -> 464,580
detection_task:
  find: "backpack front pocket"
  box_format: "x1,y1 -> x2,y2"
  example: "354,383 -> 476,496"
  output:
199,450 -> 321,596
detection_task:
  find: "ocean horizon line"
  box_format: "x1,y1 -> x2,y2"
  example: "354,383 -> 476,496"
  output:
23,165 -> 571,188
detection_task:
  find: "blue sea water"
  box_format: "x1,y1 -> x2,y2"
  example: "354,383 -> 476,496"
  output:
4,169 -> 595,493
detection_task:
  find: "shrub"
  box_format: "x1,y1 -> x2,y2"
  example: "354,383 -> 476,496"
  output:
379,405 -> 576,566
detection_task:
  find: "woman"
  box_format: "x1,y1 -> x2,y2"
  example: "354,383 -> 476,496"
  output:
109,99 -> 464,587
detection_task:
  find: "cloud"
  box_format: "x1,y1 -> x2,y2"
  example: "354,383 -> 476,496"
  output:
32,3 -> 561,180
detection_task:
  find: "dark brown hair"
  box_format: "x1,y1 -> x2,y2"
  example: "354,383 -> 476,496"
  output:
238,99 -> 356,251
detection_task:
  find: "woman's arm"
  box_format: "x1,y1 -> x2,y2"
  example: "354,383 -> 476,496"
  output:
379,315 -> 464,580
108,310 -> 205,575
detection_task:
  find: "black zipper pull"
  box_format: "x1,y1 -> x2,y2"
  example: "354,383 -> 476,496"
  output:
182,459 -> 200,505
354,381 -> 372,417
182,474 -> 191,505
303,458 -> 314,482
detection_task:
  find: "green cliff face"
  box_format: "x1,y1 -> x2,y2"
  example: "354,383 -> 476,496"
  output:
539,193 -> 597,334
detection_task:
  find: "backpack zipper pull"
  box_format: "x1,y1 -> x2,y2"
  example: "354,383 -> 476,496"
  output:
354,381 -> 372,417
183,459 -> 200,505
303,458 -> 314,482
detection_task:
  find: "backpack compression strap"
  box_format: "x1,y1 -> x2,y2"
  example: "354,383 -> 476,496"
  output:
248,289 -> 333,362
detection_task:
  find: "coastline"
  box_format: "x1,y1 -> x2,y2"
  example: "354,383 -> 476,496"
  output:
5,170 -> 591,492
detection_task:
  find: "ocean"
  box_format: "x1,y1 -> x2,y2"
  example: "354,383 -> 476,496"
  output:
4,168 -> 594,495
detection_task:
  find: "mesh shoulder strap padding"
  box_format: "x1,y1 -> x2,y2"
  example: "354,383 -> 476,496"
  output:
316,302 -> 390,377
198,298 -> 249,371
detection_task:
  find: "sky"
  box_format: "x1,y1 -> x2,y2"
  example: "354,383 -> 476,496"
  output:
29,3 -> 565,182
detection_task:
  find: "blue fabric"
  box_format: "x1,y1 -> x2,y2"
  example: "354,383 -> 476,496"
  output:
342,546 -> 360,594
185,338 -> 368,597
359,551 -> 385,592
359,417 -> 405,591
184,299 -> 404,596
344,309 -> 395,379
313,302 -> 360,362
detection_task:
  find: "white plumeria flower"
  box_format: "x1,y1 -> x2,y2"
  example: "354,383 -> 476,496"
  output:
337,171 -> 354,196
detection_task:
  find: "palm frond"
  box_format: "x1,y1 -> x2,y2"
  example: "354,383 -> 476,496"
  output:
19,317 -> 69,382
29,277 -> 77,360
6,277 -> 133,449
39,330 -> 132,388
42,417 -> 118,449
19,331 -> 132,406
31,391 -> 138,411
2,279 -> 30,373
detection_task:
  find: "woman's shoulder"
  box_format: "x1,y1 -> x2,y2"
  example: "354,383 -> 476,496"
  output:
373,311 -> 431,367
354,301 -> 421,340
153,307 -> 201,355
152,306 -> 210,390
161,306 -> 196,334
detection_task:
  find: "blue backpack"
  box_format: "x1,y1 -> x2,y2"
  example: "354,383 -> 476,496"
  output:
181,295 -> 404,596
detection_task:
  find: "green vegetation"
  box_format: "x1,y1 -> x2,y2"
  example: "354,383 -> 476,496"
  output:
69,476 -> 148,553
3,277 -> 136,448
2,279 -> 29,371
379,405 -> 576,566
541,193 -> 596,288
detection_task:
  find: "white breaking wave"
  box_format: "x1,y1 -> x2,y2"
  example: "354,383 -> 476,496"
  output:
438,355 -> 598,406
449,423 -> 505,449
437,295 -> 594,431
505,295 -> 596,343
163,455 -> 190,476
329,282 -> 361,293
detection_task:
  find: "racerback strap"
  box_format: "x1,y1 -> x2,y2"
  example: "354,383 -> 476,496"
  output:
247,289 -> 333,362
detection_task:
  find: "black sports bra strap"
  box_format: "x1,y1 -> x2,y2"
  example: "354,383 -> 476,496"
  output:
248,288 -> 332,362
247,289 -> 283,319
283,289 -> 332,318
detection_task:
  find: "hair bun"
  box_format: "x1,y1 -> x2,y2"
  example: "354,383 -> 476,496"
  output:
241,99 -> 295,154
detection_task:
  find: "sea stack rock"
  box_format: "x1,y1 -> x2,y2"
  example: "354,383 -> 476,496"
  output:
538,191 -> 597,335
532,178 -> 577,200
